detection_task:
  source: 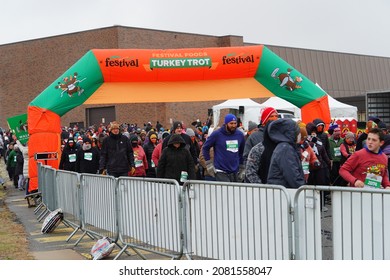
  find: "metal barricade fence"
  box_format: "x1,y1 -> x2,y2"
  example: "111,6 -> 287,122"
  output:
34,162 -> 45,215
75,173 -> 119,246
37,165 -> 58,221
55,170 -> 82,241
294,185 -> 390,260
37,165 -> 390,260
115,177 -> 183,260
183,181 -> 293,260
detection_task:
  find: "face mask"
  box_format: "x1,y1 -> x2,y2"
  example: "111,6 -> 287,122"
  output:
82,143 -> 91,150
132,142 -> 138,147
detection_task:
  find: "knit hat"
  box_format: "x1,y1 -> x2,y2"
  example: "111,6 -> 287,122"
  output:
313,118 -> 325,127
345,132 -> 355,140
378,121 -> 388,130
161,131 -> 170,139
368,116 -> 381,124
130,135 -> 139,143
224,113 -> 237,124
248,121 -> 258,131
173,121 -> 183,130
83,136 -> 91,144
186,128 -> 195,137
110,121 -> 120,131
77,136 -> 83,142
260,107 -> 278,125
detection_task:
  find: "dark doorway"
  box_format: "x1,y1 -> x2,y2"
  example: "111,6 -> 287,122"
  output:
86,106 -> 116,127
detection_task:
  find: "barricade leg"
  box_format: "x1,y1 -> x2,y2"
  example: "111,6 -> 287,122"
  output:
113,244 -> 146,260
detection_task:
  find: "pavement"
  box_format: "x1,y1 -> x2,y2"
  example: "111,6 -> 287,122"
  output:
4,184 -> 176,260
0,160 -> 171,260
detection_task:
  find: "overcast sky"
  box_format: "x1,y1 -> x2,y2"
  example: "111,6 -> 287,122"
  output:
1,0 -> 389,57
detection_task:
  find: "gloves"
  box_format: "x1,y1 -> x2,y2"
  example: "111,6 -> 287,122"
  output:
238,164 -> 245,182
129,167 -> 136,176
205,160 -> 215,177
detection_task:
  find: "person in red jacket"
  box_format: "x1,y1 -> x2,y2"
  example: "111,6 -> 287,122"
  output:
339,128 -> 390,188
128,135 -> 148,177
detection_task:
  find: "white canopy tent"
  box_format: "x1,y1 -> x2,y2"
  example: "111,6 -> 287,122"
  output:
259,94 -> 358,120
212,98 -> 262,129
260,97 -> 301,118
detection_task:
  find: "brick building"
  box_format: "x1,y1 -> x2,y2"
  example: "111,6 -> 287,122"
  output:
1,25 -> 390,130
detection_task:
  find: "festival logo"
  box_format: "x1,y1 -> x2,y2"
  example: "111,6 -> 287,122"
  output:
54,72 -> 86,98
271,68 -> 303,91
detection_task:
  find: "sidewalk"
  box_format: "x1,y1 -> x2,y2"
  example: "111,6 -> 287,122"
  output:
0,161 -> 168,260
5,185 -> 172,260
5,187 -> 86,260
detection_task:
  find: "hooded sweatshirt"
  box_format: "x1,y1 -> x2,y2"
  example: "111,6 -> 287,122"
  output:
59,140 -> 78,171
266,119 -> 305,189
157,134 -> 196,184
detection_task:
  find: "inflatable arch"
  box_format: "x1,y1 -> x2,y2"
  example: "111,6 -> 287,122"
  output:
27,45 -> 331,192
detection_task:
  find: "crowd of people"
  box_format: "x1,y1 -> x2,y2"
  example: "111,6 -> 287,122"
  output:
1,109 -> 390,192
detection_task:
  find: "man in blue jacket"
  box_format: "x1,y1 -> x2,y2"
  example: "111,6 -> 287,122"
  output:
202,113 -> 245,182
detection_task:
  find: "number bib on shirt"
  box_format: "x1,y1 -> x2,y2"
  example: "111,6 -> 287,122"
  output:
180,171 -> 188,182
364,173 -> 382,189
68,154 -> 76,162
84,152 -> 92,161
226,140 -> 239,152
334,147 -> 341,157
302,161 -> 310,174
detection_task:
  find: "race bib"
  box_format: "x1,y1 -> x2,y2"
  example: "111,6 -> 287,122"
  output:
226,140 -> 239,153
364,173 -> 382,189
334,147 -> 341,157
68,154 -> 76,162
84,152 -> 92,161
180,171 -> 188,182
135,160 -> 143,168
302,161 -> 310,171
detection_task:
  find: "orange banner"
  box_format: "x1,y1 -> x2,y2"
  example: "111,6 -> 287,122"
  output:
92,46 -> 263,82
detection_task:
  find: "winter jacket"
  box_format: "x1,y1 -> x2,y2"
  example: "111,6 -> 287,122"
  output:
15,150 -> 24,176
99,133 -> 135,174
143,138 -> 157,177
16,140 -> 29,178
130,145 -> 148,177
313,118 -> 332,159
202,124 -> 245,174
162,133 -> 198,164
59,141 -> 78,171
76,146 -> 100,174
245,142 -> 265,184
243,126 -> 264,164
329,136 -> 344,162
266,119 -> 305,189
152,142 -> 163,167
7,149 -> 17,169
157,134 -> 196,184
